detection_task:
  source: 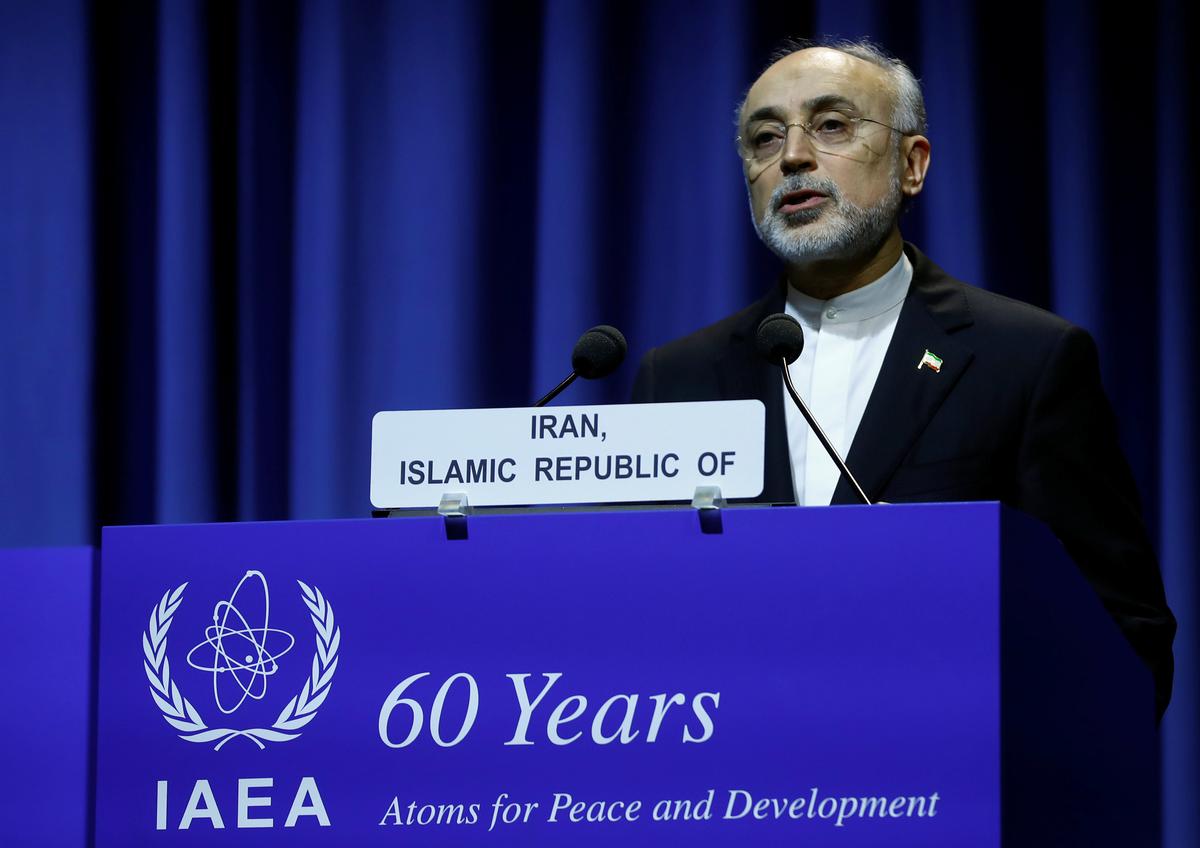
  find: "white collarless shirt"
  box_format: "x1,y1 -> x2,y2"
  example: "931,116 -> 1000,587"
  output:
783,252 -> 912,505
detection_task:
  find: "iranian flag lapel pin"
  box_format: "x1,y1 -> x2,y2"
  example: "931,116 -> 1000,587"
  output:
918,349 -> 943,373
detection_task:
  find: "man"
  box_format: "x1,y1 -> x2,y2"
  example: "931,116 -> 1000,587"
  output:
631,39 -> 1175,717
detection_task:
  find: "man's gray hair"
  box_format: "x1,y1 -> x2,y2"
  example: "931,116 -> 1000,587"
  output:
744,37 -> 928,136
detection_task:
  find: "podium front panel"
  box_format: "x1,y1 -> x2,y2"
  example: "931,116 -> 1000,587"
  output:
95,505 -> 1001,846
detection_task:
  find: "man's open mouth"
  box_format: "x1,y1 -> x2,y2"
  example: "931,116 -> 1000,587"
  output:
777,190 -> 829,214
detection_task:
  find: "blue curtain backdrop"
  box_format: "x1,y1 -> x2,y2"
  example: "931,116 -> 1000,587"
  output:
1,0 -> 1196,842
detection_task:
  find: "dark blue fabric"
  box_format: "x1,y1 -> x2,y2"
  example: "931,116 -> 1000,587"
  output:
0,0 -> 1195,842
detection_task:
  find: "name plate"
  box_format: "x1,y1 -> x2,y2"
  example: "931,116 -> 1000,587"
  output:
370,400 -> 764,508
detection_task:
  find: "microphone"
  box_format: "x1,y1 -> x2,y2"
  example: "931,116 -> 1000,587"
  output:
533,325 -> 628,407
755,313 -> 872,505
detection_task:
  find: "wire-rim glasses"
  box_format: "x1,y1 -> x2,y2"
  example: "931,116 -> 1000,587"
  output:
736,111 -> 910,166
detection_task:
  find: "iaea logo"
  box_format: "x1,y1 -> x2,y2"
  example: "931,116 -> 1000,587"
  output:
142,571 -> 341,749
184,571 -> 297,715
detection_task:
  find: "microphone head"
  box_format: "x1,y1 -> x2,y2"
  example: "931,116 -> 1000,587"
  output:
755,313 -> 805,365
571,325 -> 628,379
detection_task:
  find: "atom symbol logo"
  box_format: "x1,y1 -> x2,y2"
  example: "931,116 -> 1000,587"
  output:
185,570 -> 296,715
145,576 -> 339,749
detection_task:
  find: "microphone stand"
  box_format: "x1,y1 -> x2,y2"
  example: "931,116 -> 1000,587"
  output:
779,356 -> 872,505
533,373 -> 577,408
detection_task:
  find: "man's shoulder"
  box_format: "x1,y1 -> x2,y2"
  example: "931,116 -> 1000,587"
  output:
909,246 -> 1076,346
632,288 -> 778,403
963,281 -> 1070,332
646,287 -> 778,365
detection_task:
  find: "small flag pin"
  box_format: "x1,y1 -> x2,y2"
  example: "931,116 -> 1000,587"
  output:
918,350 -> 943,373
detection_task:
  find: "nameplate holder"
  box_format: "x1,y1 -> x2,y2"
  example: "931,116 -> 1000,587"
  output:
370,400 -> 765,509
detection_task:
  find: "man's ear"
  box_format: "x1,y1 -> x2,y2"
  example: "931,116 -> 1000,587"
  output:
900,135 -> 930,198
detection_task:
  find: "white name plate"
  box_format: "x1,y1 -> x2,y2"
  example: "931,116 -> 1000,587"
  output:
370,400 -> 765,508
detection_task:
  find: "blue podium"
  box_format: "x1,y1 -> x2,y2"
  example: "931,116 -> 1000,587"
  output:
82,503 -> 1152,844
80,503 -> 1155,846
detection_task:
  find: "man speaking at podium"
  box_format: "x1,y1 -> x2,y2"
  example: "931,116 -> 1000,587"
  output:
631,39 -> 1175,718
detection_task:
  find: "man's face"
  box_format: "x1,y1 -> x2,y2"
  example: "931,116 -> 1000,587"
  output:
740,48 -> 910,265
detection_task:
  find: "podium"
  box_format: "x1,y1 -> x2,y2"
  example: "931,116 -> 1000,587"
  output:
81,503 -> 1154,846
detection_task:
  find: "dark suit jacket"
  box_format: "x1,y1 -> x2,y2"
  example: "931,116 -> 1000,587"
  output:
632,243 -> 1175,717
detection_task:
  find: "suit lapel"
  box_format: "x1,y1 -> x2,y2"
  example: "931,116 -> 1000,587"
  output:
715,284 -> 794,504
831,246 -> 976,504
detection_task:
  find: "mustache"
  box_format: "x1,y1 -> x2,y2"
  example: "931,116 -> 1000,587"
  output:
768,176 -> 842,212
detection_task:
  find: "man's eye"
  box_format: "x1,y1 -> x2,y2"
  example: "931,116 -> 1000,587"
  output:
815,118 -> 848,134
752,131 -> 783,148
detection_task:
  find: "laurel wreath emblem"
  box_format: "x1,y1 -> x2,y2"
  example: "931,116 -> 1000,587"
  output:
142,580 -> 340,750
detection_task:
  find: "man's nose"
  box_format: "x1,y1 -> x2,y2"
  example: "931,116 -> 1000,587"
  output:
779,125 -> 817,174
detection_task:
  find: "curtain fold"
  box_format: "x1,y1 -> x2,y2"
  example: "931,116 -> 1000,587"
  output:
0,0 -> 91,544
1156,0 -> 1198,841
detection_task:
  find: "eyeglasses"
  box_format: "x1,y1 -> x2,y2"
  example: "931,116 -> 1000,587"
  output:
736,111 -> 909,166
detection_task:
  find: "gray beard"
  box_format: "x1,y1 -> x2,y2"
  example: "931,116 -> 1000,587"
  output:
752,172 -> 902,265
